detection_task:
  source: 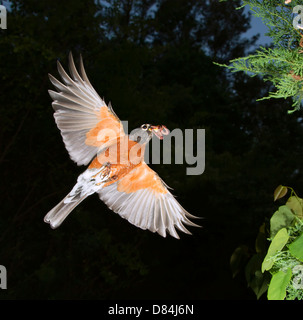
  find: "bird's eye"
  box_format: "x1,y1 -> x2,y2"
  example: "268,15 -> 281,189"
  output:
141,124 -> 148,130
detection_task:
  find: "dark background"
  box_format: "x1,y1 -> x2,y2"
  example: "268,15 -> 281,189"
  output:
1,0 -> 303,300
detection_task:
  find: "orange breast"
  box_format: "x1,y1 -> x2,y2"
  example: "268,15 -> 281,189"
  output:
88,136 -> 145,168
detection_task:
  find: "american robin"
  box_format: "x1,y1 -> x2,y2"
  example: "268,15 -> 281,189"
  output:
44,53 -> 200,239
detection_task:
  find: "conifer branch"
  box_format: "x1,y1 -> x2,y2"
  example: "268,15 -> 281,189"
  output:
218,0 -> 303,112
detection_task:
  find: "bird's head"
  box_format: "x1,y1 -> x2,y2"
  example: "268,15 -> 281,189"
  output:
129,124 -> 170,144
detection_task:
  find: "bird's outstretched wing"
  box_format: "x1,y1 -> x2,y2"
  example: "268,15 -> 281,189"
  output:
98,162 -> 200,239
49,52 -> 125,166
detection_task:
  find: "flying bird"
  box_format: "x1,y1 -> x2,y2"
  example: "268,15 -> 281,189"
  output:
44,53 -> 200,239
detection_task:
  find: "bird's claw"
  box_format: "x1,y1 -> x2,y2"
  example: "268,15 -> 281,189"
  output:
91,162 -> 111,185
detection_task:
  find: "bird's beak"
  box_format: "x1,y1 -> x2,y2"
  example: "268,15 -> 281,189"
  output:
150,125 -> 170,140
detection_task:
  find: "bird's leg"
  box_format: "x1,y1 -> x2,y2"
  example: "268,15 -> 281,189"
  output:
91,162 -> 111,185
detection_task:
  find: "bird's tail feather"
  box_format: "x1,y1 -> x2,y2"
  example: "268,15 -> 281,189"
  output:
44,167 -> 109,229
44,194 -> 87,229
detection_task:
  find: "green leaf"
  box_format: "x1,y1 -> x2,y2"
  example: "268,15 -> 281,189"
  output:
267,268 -> 292,300
274,185 -> 288,201
286,196 -> 303,219
270,206 -> 294,238
262,228 -> 289,273
289,233 -> 303,262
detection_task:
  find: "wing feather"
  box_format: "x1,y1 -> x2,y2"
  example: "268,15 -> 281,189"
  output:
139,190 -> 153,230
68,53 -> 88,87
98,163 -> 200,238
128,189 -> 147,226
135,189 -> 150,228
49,53 -> 124,166
50,91 -> 97,113
162,199 -> 180,239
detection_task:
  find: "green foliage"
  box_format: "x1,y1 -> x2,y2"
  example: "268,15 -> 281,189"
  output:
289,233 -> 303,262
231,186 -> 303,300
274,185 -> 288,202
217,0 -> 303,112
262,227 -> 289,272
221,1 -> 303,299
239,0 -> 300,48
269,205 -> 294,238
267,268 -> 292,300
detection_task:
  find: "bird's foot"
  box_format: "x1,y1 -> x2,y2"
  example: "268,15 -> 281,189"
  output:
91,162 -> 111,185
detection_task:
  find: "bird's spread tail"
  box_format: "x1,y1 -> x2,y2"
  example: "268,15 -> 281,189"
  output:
44,166 -> 110,229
